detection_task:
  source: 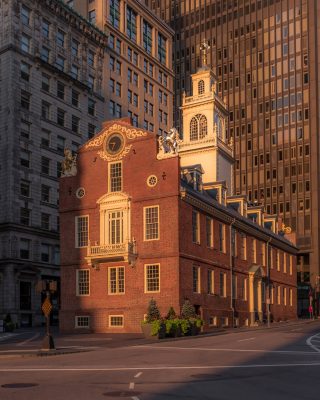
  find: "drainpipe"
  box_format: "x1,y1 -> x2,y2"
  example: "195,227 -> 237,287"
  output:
266,237 -> 272,328
230,218 -> 236,328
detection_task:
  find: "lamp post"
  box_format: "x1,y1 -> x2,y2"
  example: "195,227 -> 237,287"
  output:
36,280 -> 57,351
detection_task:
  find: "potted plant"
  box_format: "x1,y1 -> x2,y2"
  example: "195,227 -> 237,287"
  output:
181,300 -> 203,335
141,299 -> 165,339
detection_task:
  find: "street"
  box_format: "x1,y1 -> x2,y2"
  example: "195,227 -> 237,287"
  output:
0,321 -> 320,399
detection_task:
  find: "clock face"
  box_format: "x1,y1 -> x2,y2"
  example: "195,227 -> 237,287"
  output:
105,133 -> 124,155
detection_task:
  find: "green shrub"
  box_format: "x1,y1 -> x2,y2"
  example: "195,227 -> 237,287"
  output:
180,319 -> 190,335
146,298 -> 160,323
166,306 -> 177,320
181,300 -> 196,319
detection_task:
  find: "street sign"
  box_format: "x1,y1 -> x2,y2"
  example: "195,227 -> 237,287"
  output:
42,297 -> 53,317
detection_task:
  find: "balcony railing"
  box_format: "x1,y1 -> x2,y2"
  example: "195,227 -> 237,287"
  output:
86,240 -> 137,267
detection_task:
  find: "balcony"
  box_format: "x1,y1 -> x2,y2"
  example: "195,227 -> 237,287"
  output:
86,240 -> 137,268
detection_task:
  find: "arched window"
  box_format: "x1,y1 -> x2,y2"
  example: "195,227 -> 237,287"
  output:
190,114 -> 208,141
190,117 -> 198,141
198,80 -> 205,94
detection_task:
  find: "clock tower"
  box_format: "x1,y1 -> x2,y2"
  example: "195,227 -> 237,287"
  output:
179,41 -> 234,193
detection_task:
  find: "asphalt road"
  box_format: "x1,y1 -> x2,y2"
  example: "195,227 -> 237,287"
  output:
1,321 -> 320,399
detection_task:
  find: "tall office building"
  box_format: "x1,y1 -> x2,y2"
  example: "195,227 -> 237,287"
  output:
146,0 -> 318,313
65,0 -> 174,136
0,0 -> 107,326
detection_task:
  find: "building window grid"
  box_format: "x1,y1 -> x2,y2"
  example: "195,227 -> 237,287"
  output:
144,206 -> 159,240
126,7 -> 137,41
108,267 -> 125,294
158,33 -> 167,64
143,20 -> 152,54
109,315 -> 124,327
76,269 -> 90,296
108,210 -> 123,245
190,114 -> 208,141
145,264 -> 160,292
75,316 -> 90,328
109,0 -> 120,28
75,216 -> 89,248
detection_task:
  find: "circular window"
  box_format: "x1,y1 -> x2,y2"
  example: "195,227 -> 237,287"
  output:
76,187 -> 85,199
147,175 -> 158,187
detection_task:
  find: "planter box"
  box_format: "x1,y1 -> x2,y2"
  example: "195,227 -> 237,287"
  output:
141,322 -> 166,339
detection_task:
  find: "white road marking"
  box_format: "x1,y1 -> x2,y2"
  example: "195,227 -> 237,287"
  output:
306,333 -> 320,353
0,333 -> 22,342
134,372 -> 143,378
17,332 -> 41,346
1,363 -> 320,372
129,382 -> 135,389
238,337 -> 256,342
134,345 -> 318,356
131,397 -> 140,400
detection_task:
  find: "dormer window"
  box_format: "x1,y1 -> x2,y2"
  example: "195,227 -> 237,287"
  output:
198,80 -> 205,94
191,171 -> 202,191
190,114 -> 207,141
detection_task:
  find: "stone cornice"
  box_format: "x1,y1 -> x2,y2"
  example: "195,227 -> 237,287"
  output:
41,0 -> 108,46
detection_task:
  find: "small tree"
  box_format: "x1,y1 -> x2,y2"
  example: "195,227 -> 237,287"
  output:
146,298 -> 160,323
181,300 -> 196,319
166,306 -> 177,320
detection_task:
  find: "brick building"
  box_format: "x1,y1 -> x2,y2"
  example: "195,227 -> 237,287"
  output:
59,61 -> 297,333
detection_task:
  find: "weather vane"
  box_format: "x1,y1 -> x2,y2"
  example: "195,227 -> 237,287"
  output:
200,39 -> 210,67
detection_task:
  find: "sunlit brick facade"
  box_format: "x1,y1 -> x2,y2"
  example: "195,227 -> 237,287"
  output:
145,0 -> 319,315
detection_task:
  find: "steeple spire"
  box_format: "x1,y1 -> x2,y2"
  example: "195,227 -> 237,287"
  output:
200,39 -> 210,68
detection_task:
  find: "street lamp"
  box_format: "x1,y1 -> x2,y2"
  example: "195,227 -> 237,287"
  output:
36,280 -> 57,351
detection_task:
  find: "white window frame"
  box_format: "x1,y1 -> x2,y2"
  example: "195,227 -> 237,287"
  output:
206,217 -> 214,248
75,316 -> 90,328
144,205 -> 160,241
220,272 -> 227,297
108,266 -> 125,295
208,269 -> 214,294
109,315 -> 124,328
193,266 -> 201,293
192,210 -> 200,244
144,264 -> 160,293
76,269 -> 90,296
108,161 -> 122,193
75,215 -> 89,248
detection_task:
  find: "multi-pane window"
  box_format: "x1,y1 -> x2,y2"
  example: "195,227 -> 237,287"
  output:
41,156 -> 50,175
72,115 -> 80,133
20,120 -> 30,139
56,30 -> 65,47
71,39 -> 79,56
88,50 -> 95,67
42,19 -> 50,38
198,80 -> 205,94
88,10 -> 96,24
57,108 -> 65,126
72,90 -> 80,107
143,20 -> 152,54
20,180 -> 30,197
88,98 -> 95,116
20,62 -> 30,81
109,316 -> 124,327
190,114 -> 208,141
206,217 -> 213,248
88,123 -> 96,139
75,216 -> 89,247
75,316 -> 90,328
41,185 -> 50,203
71,65 -> 79,79
41,213 -> 50,230
158,33 -> 167,64
193,266 -> 200,293
109,162 -> 122,192
76,269 -> 90,296
20,149 -> 30,168
109,0 -> 120,28
21,5 -> 30,25
219,272 -> 226,297
42,74 -> 50,92
208,270 -> 214,294
41,243 -> 50,262
88,75 -> 95,90
57,135 -> 65,153
145,264 -> 160,292
21,91 -> 30,110
108,211 -> 123,244
192,210 -> 200,244
41,47 -> 49,62
108,267 -> 125,294
144,206 -> 159,240
20,238 -> 30,259
219,223 -> 226,252
21,34 -> 30,53
126,7 -> 137,41
20,207 -> 30,225
56,56 -> 65,71
57,81 -> 65,100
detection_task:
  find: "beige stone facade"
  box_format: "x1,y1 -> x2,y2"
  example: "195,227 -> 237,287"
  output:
0,0 -> 107,326
66,0 -> 174,135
